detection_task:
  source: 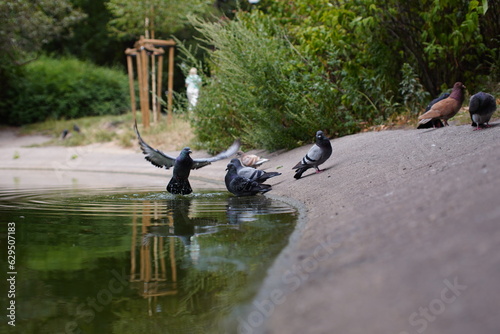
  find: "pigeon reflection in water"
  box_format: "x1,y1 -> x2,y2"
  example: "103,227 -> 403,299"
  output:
142,197 -> 246,264
142,198 -> 218,263
226,196 -> 274,225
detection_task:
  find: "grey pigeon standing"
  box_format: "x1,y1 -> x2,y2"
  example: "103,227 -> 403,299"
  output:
134,122 -> 240,195
292,130 -> 332,179
230,158 -> 281,183
469,92 -> 496,130
225,162 -> 272,196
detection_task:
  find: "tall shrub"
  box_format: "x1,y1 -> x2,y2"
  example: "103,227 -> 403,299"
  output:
180,15 -> 358,152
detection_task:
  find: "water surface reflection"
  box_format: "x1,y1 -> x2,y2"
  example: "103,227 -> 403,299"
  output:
0,188 -> 296,334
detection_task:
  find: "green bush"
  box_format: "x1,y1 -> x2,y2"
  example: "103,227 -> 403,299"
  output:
180,15 -> 360,152
7,56 -> 129,125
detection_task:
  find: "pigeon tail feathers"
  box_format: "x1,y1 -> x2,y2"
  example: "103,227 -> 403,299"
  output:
293,167 -> 308,179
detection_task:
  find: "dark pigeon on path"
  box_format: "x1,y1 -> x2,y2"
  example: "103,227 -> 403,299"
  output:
417,93 -> 449,129
292,130 -> 332,179
230,158 -> 281,183
469,92 -> 496,130
135,121 -> 240,195
418,82 -> 466,126
225,162 -> 272,196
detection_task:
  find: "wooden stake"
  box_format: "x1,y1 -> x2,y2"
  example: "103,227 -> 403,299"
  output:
157,54 -> 164,120
140,47 -> 150,128
125,53 -> 137,119
135,51 -> 145,125
167,46 -> 175,124
151,53 -> 157,123
127,37 -> 175,128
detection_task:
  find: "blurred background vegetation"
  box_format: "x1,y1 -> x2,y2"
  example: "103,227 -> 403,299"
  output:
1,0 -> 499,151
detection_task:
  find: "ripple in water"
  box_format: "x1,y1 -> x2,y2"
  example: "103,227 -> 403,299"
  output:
0,186 -> 297,334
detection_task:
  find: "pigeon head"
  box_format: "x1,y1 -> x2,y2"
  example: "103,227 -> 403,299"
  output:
449,82 -> 466,102
180,147 -> 192,156
316,130 -> 326,141
226,162 -> 237,172
230,158 -> 242,166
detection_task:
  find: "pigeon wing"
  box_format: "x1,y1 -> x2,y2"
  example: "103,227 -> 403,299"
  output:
192,139 -> 241,170
307,144 -> 324,162
238,166 -> 264,180
419,98 -> 460,120
468,93 -> 482,114
293,144 -> 323,169
134,122 -> 176,169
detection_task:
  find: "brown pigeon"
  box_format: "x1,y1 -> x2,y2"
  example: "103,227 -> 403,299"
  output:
418,82 -> 466,126
236,151 -> 269,168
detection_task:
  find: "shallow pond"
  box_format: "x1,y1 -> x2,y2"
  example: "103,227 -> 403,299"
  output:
0,186 -> 297,334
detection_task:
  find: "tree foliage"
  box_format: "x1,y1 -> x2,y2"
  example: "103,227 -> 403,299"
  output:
0,0 -> 86,65
178,0 -> 499,151
105,0 -> 214,40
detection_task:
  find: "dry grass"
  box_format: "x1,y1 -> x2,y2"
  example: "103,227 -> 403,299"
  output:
134,115 -> 195,152
21,112 -> 195,151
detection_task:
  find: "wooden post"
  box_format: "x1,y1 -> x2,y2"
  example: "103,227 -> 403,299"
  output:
151,53 -> 157,124
140,47 -> 150,128
127,38 -> 175,129
125,50 -> 137,119
167,46 -> 175,123
135,51 -> 145,124
156,54 -> 163,121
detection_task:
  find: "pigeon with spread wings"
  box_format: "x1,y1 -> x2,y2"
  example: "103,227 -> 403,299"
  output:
134,122 -> 240,194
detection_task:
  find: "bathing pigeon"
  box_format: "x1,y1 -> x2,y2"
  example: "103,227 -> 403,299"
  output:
417,93 -> 449,129
230,158 -> 281,183
418,82 -> 466,126
469,92 -> 496,130
292,130 -> 332,179
225,162 -> 272,196
134,121 -> 240,194
236,151 -> 269,167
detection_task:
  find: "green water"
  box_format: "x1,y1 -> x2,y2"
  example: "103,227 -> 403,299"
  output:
0,187 -> 296,334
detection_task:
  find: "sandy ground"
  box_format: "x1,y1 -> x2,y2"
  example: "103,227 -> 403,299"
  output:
1,122 -> 499,334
